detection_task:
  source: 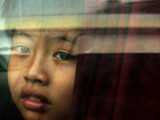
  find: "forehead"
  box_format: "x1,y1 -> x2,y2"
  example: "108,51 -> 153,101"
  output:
14,29 -> 81,39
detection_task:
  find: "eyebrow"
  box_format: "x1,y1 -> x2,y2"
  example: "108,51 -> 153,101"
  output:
13,30 -> 35,42
47,36 -> 77,44
14,30 -> 77,44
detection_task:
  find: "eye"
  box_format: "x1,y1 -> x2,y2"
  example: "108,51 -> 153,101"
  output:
54,52 -> 77,61
13,45 -> 31,55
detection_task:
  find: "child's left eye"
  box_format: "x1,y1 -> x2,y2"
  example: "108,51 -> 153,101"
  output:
54,52 -> 76,61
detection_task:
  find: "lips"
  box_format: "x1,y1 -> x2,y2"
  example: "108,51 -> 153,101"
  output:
21,87 -> 51,112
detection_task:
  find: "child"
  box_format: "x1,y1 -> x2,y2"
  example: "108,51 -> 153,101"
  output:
3,0 -> 160,120
3,0 -> 83,119
7,29 -> 80,120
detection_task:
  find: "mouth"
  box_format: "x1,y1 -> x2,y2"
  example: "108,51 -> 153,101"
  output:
21,87 -> 51,112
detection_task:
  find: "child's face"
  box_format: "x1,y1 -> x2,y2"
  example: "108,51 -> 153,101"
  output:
8,29 -> 80,120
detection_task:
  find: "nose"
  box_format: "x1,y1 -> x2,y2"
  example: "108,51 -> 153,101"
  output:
23,56 -> 49,85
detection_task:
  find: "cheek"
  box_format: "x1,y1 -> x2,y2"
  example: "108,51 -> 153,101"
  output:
8,69 -> 24,100
8,57 -> 21,89
49,64 -> 76,108
58,64 -> 76,90
8,53 -> 31,71
8,70 -> 18,89
8,55 -> 27,90
55,68 -> 75,97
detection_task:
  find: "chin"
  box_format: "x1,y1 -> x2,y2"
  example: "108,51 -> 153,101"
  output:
22,110 -> 46,120
21,109 -> 69,120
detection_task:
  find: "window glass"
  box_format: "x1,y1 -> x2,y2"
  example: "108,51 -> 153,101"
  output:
0,0 -> 160,120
